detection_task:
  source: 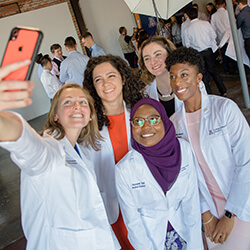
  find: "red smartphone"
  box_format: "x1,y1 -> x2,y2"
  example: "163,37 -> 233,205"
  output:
1,26 -> 43,81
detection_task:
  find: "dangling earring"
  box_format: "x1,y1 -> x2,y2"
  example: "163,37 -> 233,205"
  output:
89,118 -> 92,121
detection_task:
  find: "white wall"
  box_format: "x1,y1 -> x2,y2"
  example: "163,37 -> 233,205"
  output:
0,0 -> 211,121
0,3 -> 80,120
79,0 -> 136,59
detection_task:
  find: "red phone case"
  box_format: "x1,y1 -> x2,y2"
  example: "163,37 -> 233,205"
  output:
1,27 -> 43,81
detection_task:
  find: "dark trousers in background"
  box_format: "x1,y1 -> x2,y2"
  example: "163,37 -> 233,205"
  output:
220,43 -> 238,73
244,38 -> 250,61
124,52 -> 138,68
200,48 -> 227,95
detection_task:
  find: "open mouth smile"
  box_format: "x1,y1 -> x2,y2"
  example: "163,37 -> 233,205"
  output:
104,88 -> 114,93
71,114 -> 83,118
176,88 -> 187,94
141,133 -> 154,138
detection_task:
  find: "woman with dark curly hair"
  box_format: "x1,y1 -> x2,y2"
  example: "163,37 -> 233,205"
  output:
139,36 -> 181,117
83,55 -> 145,249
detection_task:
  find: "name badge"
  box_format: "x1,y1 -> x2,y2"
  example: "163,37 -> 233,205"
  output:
132,182 -> 146,189
208,125 -> 226,136
176,132 -> 183,138
180,164 -> 188,173
66,159 -> 77,165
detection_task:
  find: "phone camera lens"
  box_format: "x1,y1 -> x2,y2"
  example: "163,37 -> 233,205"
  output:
11,28 -> 19,41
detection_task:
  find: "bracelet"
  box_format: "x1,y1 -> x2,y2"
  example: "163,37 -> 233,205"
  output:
203,215 -> 214,225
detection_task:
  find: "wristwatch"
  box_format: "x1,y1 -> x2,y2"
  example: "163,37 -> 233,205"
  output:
224,210 -> 233,219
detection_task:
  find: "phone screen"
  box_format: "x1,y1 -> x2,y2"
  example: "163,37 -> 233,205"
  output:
1,27 -> 43,81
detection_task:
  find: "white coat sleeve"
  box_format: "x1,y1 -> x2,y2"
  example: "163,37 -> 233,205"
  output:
199,191 -> 210,214
182,28 -> 190,48
115,164 -> 154,250
41,72 -> 60,99
0,113 -> 64,176
181,148 -> 204,250
210,15 -> 216,33
223,100 -> 250,221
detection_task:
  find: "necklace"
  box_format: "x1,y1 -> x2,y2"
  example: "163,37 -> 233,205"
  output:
157,88 -> 173,98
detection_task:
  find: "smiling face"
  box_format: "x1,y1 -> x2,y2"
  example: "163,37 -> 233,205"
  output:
169,63 -> 202,104
53,47 -> 63,59
132,104 -> 165,147
142,42 -> 168,77
206,5 -> 212,13
54,88 -> 91,133
92,62 -> 124,106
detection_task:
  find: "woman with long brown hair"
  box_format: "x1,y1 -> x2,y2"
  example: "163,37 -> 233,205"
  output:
84,55 -> 145,249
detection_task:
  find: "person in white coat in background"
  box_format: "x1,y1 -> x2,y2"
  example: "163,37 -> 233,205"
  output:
83,55 -> 145,249
167,47 -> 250,249
0,60 -> 117,250
39,54 -> 62,100
115,98 -> 203,250
139,36 -> 182,117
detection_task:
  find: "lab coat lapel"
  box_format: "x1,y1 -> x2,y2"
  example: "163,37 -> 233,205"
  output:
124,103 -> 131,150
62,137 -> 95,178
100,126 -> 114,155
100,102 -> 131,155
135,151 -> 166,198
62,137 -> 102,224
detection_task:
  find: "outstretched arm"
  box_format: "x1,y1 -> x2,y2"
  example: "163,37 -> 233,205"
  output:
0,60 -> 34,141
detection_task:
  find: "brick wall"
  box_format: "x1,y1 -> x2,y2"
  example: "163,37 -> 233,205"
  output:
0,0 -> 87,54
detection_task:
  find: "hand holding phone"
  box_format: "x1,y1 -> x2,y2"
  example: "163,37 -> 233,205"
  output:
1,26 -> 43,81
0,60 -> 35,111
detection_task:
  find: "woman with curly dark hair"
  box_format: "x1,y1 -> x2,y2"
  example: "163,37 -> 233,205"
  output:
83,55 -> 145,250
139,36 -> 182,117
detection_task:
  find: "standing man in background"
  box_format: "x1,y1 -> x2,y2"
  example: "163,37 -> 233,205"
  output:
183,7 -> 227,96
50,44 -> 67,78
236,0 -> 250,60
81,32 -> 106,57
60,36 -> 89,86
118,26 -> 138,68
211,0 -> 238,74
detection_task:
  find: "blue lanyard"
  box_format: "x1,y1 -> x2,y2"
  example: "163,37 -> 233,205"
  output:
74,144 -> 82,159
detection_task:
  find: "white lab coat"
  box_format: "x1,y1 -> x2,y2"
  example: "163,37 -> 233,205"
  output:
115,140 -> 203,250
84,103 -> 131,225
0,113 -> 116,250
171,91 -> 250,221
40,69 -> 62,99
145,79 -> 182,112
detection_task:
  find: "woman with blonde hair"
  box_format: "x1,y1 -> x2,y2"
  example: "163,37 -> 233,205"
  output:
0,60 -> 117,249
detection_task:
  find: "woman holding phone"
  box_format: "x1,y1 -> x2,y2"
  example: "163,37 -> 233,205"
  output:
0,60 -> 118,250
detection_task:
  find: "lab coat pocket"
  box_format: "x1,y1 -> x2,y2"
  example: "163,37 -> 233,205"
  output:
207,131 -> 232,163
139,208 -> 156,232
49,227 -> 96,250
